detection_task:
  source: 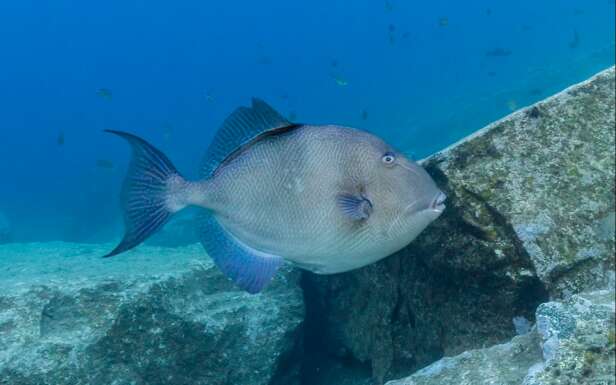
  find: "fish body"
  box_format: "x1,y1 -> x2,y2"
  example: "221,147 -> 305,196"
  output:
200,124 -> 443,274
104,99 -> 445,292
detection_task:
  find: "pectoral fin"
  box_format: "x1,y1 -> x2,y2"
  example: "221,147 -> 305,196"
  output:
336,193 -> 373,221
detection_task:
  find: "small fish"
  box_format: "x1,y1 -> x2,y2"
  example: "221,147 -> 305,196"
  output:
385,0 -> 393,12
332,74 -> 349,87
438,17 -> 449,27
487,71 -> 497,77
402,31 -> 410,39
361,109 -> 368,121
97,88 -> 112,100
569,29 -> 580,49
388,32 -> 396,45
102,99 -> 446,294
57,132 -> 65,146
288,111 -> 297,121
204,91 -> 215,102
529,88 -> 543,96
96,159 -> 114,169
330,59 -> 339,68
388,24 -> 396,32
507,100 -> 518,111
486,48 -> 512,57
521,24 -> 533,32
573,8 -> 585,15
486,8 -> 492,16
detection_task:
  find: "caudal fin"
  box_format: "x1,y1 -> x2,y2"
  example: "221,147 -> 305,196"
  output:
103,130 -> 184,258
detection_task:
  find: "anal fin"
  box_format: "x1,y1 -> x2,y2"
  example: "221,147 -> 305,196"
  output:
198,213 -> 283,294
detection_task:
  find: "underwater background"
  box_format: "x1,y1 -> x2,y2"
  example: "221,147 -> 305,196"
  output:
0,0 -> 613,244
0,2 -> 615,385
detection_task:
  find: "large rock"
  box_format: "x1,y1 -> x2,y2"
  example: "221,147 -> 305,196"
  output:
427,66 -> 615,297
303,66 -> 615,384
526,290 -> 616,385
384,331 -> 543,385
0,242 -> 304,385
385,290 -> 615,385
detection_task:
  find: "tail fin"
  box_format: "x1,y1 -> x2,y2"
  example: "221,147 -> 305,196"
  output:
103,130 -> 185,258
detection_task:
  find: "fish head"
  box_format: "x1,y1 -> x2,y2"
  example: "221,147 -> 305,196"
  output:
352,133 -> 446,244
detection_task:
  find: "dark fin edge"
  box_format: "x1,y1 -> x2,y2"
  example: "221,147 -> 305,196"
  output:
200,98 -> 297,178
103,130 -> 182,258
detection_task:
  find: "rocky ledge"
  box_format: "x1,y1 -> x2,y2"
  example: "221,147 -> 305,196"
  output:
0,242 -> 304,385
386,290 -> 615,385
304,66 -> 615,384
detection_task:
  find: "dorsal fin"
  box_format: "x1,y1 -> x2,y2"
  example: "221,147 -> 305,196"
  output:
201,98 -> 295,177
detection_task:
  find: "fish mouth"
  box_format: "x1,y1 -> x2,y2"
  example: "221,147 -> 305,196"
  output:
431,191 -> 447,212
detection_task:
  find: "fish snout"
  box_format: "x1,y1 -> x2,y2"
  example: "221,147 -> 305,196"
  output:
430,191 -> 447,213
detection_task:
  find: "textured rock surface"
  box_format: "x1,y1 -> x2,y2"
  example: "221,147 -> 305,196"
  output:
525,290 -> 616,385
385,290 -> 615,385
304,66 -> 615,384
384,331 -> 542,385
428,66 -> 615,298
0,242 -> 304,385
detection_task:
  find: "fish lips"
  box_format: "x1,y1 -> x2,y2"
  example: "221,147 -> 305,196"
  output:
430,191 -> 447,213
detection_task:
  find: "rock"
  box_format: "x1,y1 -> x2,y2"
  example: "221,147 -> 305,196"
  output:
303,66 -> 615,384
0,242 -> 304,385
385,290 -> 615,385
427,66 -> 615,297
303,243 -> 547,385
525,290 -> 616,385
384,331 -> 543,385
0,211 -> 11,244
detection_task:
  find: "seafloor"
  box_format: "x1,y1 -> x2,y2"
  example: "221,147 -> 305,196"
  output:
0,67 -> 614,385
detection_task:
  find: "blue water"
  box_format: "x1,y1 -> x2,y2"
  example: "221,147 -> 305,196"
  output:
0,0 -> 614,242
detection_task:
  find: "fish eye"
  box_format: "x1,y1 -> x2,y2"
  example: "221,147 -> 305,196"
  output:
381,152 -> 396,165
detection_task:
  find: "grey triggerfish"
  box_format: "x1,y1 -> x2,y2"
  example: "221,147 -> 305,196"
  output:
104,99 -> 446,293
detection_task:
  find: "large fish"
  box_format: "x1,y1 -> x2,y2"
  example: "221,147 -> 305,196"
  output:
104,99 -> 446,293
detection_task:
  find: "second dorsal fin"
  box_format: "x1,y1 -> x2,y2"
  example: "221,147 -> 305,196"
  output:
201,98 -> 295,178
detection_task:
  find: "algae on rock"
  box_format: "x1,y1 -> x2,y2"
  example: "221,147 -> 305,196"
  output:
0,242 -> 304,385
525,290 -> 616,385
428,66 -> 616,298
